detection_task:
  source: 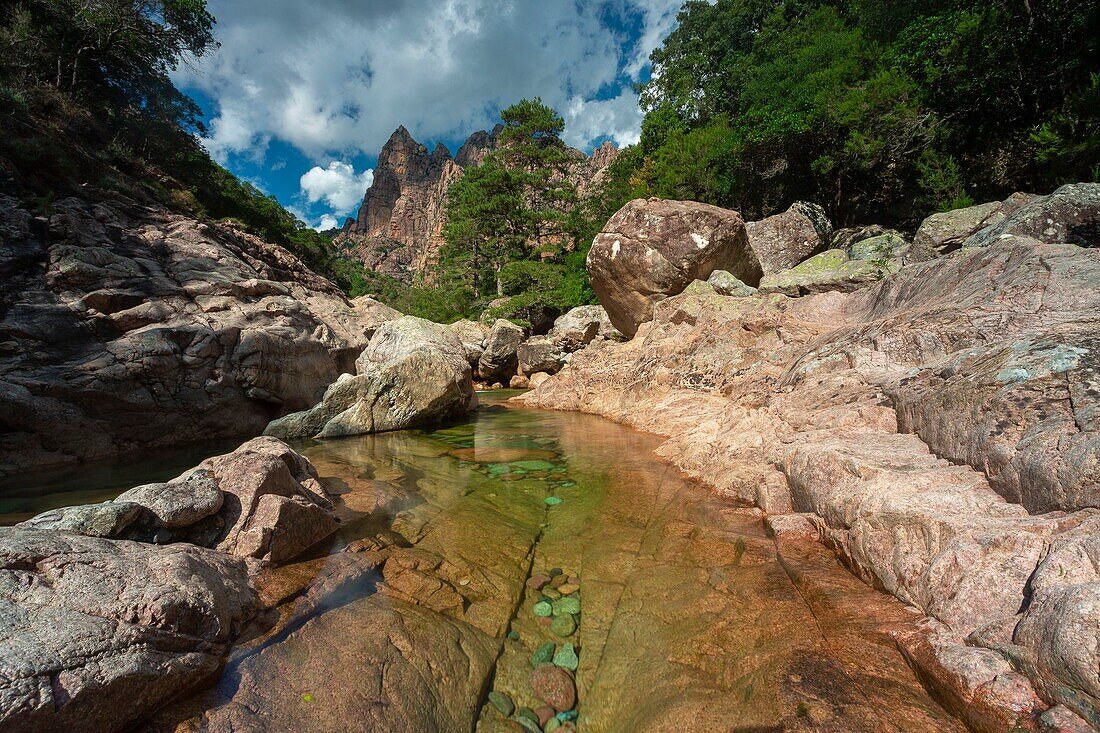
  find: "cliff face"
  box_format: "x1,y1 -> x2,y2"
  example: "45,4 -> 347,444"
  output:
0,194 -> 378,476
336,126 -> 619,283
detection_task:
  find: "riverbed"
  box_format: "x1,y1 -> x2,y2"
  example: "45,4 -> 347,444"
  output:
5,392 -> 966,731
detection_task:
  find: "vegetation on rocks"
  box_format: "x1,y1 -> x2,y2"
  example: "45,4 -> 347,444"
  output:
0,0 -> 373,294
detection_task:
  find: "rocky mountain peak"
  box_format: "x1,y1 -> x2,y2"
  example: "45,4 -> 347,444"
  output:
337,123 -> 618,283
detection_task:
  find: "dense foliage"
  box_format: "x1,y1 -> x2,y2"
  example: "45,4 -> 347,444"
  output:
399,99 -> 613,325
0,0 -> 373,294
627,0 -> 1100,225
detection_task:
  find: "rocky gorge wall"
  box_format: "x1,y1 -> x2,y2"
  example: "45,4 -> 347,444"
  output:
335,125 -> 619,283
0,194 -> 377,476
520,186 -> 1100,731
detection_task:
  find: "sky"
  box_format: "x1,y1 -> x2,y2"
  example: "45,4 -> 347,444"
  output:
171,0 -> 684,231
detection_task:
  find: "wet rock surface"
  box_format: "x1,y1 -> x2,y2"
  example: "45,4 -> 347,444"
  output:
0,194 -> 370,477
133,395 -> 964,733
521,233 -> 1100,728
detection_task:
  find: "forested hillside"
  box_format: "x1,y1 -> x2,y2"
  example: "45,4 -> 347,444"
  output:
0,0 -> 371,294
619,0 -> 1100,225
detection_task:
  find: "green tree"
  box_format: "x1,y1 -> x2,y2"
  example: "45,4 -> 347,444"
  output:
442,98 -> 582,306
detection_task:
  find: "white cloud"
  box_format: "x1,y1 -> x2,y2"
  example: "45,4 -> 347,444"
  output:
315,214 -> 340,231
299,161 -> 374,212
564,89 -> 646,150
174,0 -> 684,162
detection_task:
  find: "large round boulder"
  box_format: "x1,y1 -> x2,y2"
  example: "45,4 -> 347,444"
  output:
265,317 -> 475,439
477,319 -> 526,381
587,198 -> 760,338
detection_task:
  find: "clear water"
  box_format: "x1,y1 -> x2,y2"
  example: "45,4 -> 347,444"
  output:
7,392 -> 966,731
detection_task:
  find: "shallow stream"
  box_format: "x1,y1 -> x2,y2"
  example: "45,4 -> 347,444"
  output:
6,392 -> 966,732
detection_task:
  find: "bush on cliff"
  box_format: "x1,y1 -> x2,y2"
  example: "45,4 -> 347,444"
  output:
0,0 -> 373,296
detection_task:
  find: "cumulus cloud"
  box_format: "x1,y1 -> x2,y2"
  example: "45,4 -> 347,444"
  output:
315,214 -> 340,232
300,161 -> 374,212
565,90 -> 646,149
175,0 -> 682,163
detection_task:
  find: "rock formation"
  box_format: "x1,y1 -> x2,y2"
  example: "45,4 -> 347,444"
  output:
587,198 -> 762,337
20,436 -> 338,565
745,201 -> 833,273
264,316 -> 475,439
336,126 -> 619,284
0,194 -> 371,477
0,528 -> 260,733
336,126 -> 463,282
521,187 -> 1100,730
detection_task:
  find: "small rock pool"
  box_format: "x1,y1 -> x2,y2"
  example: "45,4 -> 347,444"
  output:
6,392 -> 968,732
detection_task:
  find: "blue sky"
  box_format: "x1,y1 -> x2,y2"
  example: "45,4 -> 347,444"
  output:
172,0 -> 683,230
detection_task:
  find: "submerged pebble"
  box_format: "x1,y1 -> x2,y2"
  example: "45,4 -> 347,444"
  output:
526,573 -> 551,591
544,496 -> 563,506
557,583 -> 579,596
553,642 -> 579,671
550,613 -> 577,637
531,641 -> 556,666
552,597 -> 580,616
530,664 -> 577,711
543,588 -> 562,600
533,601 -> 554,617
535,705 -> 556,727
545,719 -> 562,732
489,690 -> 515,716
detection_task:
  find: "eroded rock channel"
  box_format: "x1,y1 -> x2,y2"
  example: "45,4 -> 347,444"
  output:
121,393 -> 964,732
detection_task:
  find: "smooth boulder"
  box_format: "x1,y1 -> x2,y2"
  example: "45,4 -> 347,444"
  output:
478,319 -> 526,381
265,316 -> 475,439
0,528 -> 259,733
587,198 -> 760,337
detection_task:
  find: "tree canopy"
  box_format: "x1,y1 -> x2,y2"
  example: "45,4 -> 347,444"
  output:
630,0 -> 1100,225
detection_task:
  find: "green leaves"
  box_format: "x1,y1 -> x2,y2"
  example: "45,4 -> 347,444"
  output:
629,0 -> 1100,225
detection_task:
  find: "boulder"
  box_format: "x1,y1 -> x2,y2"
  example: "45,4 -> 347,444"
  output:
528,372 -> 552,389
548,305 -> 606,350
20,501 -> 144,538
965,183 -> 1100,249
478,319 -> 526,380
706,269 -> 758,297
745,201 -> 833,274
21,437 -> 338,566
758,249 -> 896,296
115,468 -> 224,529
909,193 -> 1036,261
518,337 -> 567,376
509,374 -> 530,389
449,318 -> 491,368
265,316 -> 475,439
351,295 -> 401,340
0,528 -> 259,733
587,198 -> 760,337
201,437 -> 338,564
